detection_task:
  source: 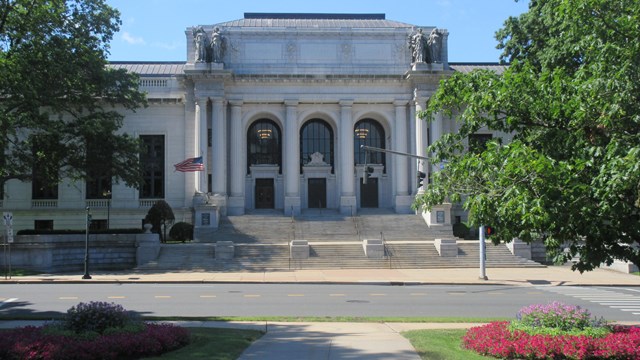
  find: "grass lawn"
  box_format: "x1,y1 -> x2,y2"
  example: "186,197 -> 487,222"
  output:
403,329 -> 489,360
145,327 -> 263,360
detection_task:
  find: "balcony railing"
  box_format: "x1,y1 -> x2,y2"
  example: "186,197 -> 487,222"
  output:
86,199 -> 110,208
139,199 -> 160,208
32,199 -> 58,208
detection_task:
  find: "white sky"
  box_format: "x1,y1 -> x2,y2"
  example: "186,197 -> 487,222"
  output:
105,0 -> 530,62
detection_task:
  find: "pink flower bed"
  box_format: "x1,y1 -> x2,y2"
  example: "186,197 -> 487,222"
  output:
462,321 -> 640,359
0,323 -> 190,360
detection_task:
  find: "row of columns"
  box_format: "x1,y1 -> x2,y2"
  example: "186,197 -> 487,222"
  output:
187,95 -> 438,215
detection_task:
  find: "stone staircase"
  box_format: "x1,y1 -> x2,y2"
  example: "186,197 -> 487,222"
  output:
136,209 -> 545,271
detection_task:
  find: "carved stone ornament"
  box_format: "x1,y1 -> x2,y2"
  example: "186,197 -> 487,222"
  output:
308,152 -> 327,165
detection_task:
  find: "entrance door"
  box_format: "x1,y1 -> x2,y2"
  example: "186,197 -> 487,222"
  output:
308,178 -> 327,208
255,178 -> 274,209
360,177 -> 378,208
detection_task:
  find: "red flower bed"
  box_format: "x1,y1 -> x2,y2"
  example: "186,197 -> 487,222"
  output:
0,323 -> 190,360
462,321 -> 640,359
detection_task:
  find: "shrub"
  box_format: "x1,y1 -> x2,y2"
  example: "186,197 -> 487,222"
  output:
169,221 -> 194,242
145,200 -> 175,242
452,222 -> 470,239
62,301 -> 138,335
512,301 -> 608,333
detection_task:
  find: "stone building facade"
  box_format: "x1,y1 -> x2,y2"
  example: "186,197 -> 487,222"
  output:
1,13 -> 505,234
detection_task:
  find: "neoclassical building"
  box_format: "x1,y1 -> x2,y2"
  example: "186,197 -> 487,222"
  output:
2,13 -> 505,233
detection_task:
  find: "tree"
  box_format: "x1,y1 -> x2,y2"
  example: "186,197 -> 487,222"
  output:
416,0 -> 640,272
145,200 -> 175,243
0,0 -> 146,189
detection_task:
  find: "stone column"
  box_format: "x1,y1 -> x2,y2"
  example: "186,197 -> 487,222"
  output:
394,100 -> 411,213
339,100 -> 356,215
228,100 -> 245,215
211,98 -> 227,214
284,100 -> 300,216
195,97 -> 208,194
415,97 -> 428,193
430,111 -> 444,175
183,83 -> 197,207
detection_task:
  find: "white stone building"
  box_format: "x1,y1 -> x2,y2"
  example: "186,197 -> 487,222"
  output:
1,13 -> 505,234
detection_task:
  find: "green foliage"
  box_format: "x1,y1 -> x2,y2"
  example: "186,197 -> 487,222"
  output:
509,301 -> 610,337
145,200 -> 175,242
452,222 -> 471,239
0,0 -> 147,187
416,0 -> 640,272
169,222 -> 194,242
60,301 -> 141,335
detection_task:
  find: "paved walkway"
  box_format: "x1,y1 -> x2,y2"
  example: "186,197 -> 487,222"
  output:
1,266 -> 639,359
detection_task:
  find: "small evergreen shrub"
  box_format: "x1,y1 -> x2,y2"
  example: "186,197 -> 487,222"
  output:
169,221 -> 194,242
452,222 -> 470,239
62,301 -> 138,335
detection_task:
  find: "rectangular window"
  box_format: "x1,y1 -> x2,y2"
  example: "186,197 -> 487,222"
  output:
85,136 -> 113,199
34,220 -> 54,231
140,135 -> 165,199
32,135 -> 59,200
468,134 -> 493,154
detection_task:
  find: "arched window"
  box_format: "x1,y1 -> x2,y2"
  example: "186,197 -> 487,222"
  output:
300,119 -> 334,173
354,119 -> 386,170
247,119 -> 282,173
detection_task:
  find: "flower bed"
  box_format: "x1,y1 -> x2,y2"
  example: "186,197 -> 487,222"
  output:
0,301 -> 190,360
462,302 -> 640,359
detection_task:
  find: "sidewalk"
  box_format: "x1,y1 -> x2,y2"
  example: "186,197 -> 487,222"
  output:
2,265 -> 639,286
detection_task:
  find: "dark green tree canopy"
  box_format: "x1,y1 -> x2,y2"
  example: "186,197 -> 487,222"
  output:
0,0 -> 146,187
417,0 -> 640,272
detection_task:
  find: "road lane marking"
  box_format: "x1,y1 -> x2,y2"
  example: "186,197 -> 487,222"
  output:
59,297 -> 78,300
287,294 -> 305,297
329,294 -> 345,297
199,295 -> 217,298
244,295 -> 261,298
154,296 -> 171,299
369,293 -> 387,296
410,293 -> 428,296
108,296 -> 126,299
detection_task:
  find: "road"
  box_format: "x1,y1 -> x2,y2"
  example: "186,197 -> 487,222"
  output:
2,283 -> 640,322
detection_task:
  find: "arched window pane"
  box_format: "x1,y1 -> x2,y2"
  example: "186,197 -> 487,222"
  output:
300,119 -> 334,173
354,119 -> 386,170
247,119 -> 282,173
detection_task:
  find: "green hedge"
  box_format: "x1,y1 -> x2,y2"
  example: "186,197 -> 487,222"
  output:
17,228 -> 144,235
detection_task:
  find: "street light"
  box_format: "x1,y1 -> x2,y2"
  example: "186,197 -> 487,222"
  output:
82,206 -> 92,280
102,190 -> 112,230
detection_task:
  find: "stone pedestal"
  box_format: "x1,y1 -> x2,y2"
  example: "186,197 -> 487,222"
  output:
422,203 -> 452,227
394,195 -> 413,214
284,196 -> 301,216
507,238 -> 532,259
363,239 -> 384,259
290,240 -> 309,259
339,196 -> 357,216
435,238 -> 457,257
135,231 -> 161,266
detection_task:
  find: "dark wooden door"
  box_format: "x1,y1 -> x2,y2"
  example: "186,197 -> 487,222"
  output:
255,178 -> 274,209
360,177 -> 378,208
308,178 -> 327,208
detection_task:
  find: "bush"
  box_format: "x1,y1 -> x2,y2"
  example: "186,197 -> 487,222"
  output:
145,200 -> 175,242
452,222 -> 470,239
62,301 -> 138,335
512,301 -> 607,333
169,222 -> 194,242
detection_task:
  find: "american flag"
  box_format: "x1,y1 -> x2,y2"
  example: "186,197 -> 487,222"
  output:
174,156 -> 204,172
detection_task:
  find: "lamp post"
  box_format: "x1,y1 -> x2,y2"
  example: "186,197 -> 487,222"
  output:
102,190 -> 112,230
82,206 -> 92,279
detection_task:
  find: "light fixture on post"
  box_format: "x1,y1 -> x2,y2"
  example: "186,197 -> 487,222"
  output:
82,206 -> 92,280
257,129 -> 272,139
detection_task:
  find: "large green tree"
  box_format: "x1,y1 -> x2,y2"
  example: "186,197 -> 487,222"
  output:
0,0 -> 146,189
416,0 -> 640,272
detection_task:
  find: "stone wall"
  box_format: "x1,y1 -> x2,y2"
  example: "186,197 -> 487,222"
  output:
0,233 -> 160,273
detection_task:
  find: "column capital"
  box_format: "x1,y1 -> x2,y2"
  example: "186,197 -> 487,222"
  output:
194,96 -> 208,105
229,99 -> 243,107
339,99 -> 354,107
211,97 -> 225,105
394,99 -> 409,107
284,99 -> 299,107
